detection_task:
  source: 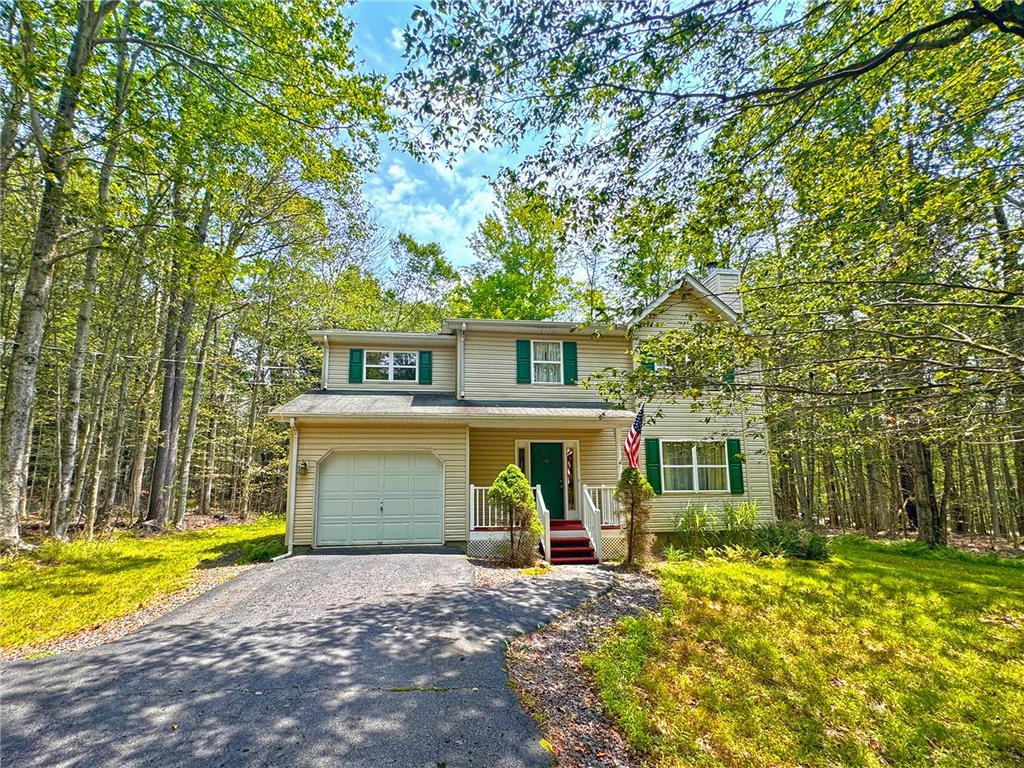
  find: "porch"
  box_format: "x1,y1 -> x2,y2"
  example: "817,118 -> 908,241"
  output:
465,426 -> 626,562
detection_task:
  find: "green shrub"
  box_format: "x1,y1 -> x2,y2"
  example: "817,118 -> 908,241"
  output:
488,464 -> 542,566
238,535 -> 287,563
753,523 -> 830,561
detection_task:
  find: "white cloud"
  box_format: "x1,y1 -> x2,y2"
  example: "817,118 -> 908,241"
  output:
389,27 -> 405,52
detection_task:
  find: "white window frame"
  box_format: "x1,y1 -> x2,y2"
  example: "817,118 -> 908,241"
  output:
530,339 -> 563,385
364,350 -> 419,383
659,439 -> 731,493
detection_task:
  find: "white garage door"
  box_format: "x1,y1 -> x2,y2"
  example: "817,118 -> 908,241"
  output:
316,451 -> 444,546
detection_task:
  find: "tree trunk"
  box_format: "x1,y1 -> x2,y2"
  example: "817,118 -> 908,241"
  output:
52,6 -> 131,538
174,304 -> 216,528
0,0 -> 116,551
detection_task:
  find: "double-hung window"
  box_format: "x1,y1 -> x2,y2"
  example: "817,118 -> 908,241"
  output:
364,350 -> 418,382
531,341 -> 562,384
661,440 -> 729,492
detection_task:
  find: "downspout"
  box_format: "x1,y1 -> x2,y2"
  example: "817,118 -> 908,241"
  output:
458,322 -> 467,399
321,334 -> 329,390
272,417 -> 298,561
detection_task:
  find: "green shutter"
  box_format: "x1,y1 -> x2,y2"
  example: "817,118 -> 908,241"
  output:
516,339 -> 531,384
348,348 -> 363,384
644,438 -> 662,494
562,341 -> 578,385
418,350 -> 432,385
727,438 -> 744,493
724,369 -> 735,383
640,360 -> 655,371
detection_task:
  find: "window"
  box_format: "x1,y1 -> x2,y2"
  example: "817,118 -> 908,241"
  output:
532,340 -> 562,384
661,440 -> 729,492
364,350 -> 418,382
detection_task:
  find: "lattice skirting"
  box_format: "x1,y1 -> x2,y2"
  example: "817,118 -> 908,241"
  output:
467,538 -> 509,559
600,537 -> 626,561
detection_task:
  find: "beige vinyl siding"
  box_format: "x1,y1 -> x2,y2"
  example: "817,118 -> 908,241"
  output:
462,331 -> 631,402
292,422 -> 469,546
469,427 -> 620,489
633,287 -> 775,529
325,342 -> 457,392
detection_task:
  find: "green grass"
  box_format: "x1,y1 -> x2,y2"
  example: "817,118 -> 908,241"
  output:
585,537 -> 1024,767
0,516 -> 285,650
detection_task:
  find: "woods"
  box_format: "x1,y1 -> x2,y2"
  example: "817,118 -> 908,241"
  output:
1,0 -> 1022,553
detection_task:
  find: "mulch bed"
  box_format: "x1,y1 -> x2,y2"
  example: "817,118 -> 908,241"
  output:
507,568 -> 661,768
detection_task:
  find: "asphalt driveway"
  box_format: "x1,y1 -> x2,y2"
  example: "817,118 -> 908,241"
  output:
1,549 -> 611,767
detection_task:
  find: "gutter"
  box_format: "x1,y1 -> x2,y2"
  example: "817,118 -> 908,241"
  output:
272,417 -> 298,561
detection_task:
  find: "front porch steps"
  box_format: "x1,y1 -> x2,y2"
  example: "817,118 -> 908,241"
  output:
547,520 -> 598,565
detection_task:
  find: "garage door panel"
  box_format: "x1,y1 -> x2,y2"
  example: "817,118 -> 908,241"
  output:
316,450 -> 443,546
382,473 -> 412,493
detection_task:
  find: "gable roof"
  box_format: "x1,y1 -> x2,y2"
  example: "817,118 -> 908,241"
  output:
631,274 -> 738,327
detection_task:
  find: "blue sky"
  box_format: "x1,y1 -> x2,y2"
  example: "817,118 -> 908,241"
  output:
344,0 -> 517,267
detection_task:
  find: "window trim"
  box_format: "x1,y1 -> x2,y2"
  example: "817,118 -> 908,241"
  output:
659,438 -> 731,493
530,339 -> 563,385
363,349 -> 419,383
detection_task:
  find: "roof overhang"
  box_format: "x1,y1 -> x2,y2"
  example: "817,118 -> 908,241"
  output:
307,330 -> 455,346
441,318 -> 626,337
269,391 -> 635,427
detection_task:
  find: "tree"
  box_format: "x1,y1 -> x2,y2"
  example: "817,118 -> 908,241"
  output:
615,467 -> 654,565
400,0 -> 1024,547
458,186 -> 573,320
488,464 -> 542,566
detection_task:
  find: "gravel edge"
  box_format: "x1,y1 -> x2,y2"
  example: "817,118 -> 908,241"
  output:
506,568 -> 661,767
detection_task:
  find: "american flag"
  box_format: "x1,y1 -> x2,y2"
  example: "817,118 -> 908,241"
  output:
623,404 -> 645,469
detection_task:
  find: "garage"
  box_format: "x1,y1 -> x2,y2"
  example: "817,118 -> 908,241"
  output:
315,450 -> 444,546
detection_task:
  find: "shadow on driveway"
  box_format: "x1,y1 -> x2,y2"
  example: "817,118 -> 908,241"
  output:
2,552 -> 610,767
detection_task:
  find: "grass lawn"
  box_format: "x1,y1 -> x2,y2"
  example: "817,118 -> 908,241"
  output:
586,538 -> 1024,767
0,516 -> 285,651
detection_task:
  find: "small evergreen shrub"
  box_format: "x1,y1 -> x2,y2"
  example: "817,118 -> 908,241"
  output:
615,468 -> 655,565
488,464 -> 542,567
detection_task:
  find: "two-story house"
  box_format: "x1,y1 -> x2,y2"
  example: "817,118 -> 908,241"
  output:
269,267 -> 775,563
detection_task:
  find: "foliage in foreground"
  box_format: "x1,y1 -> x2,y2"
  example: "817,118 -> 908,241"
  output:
0,517 -> 285,650
586,537 -> 1024,767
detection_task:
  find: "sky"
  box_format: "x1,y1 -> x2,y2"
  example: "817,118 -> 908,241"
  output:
343,0 -> 518,268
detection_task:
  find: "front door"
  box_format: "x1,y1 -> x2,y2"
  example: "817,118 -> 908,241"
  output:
530,442 -> 565,519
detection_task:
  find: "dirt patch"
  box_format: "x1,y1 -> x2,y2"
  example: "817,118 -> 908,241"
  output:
2,562 -> 256,661
471,557 -> 552,588
507,569 -> 660,767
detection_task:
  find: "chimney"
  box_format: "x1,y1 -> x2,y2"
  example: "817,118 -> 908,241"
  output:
702,266 -> 743,313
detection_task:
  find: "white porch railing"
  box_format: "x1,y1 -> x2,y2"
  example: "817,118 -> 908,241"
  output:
581,489 -> 603,561
534,485 -> 551,562
469,483 -> 552,561
470,484 -> 511,529
584,485 -> 621,527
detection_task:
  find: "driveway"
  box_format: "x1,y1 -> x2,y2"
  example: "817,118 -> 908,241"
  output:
1,550 -> 611,767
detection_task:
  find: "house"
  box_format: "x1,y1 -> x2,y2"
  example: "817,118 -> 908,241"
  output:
269,267 -> 775,563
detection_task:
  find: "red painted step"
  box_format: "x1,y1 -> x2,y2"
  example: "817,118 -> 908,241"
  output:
551,547 -> 596,558
549,520 -> 584,530
550,556 -> 600,565
549,536 -> 591,545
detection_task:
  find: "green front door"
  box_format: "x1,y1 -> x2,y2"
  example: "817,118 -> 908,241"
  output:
530,442 -> 565,519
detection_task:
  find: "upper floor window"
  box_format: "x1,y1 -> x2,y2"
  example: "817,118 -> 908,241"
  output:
662,440 -> 729,492
531,341 -> 563,384
365,350 -> 417,382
